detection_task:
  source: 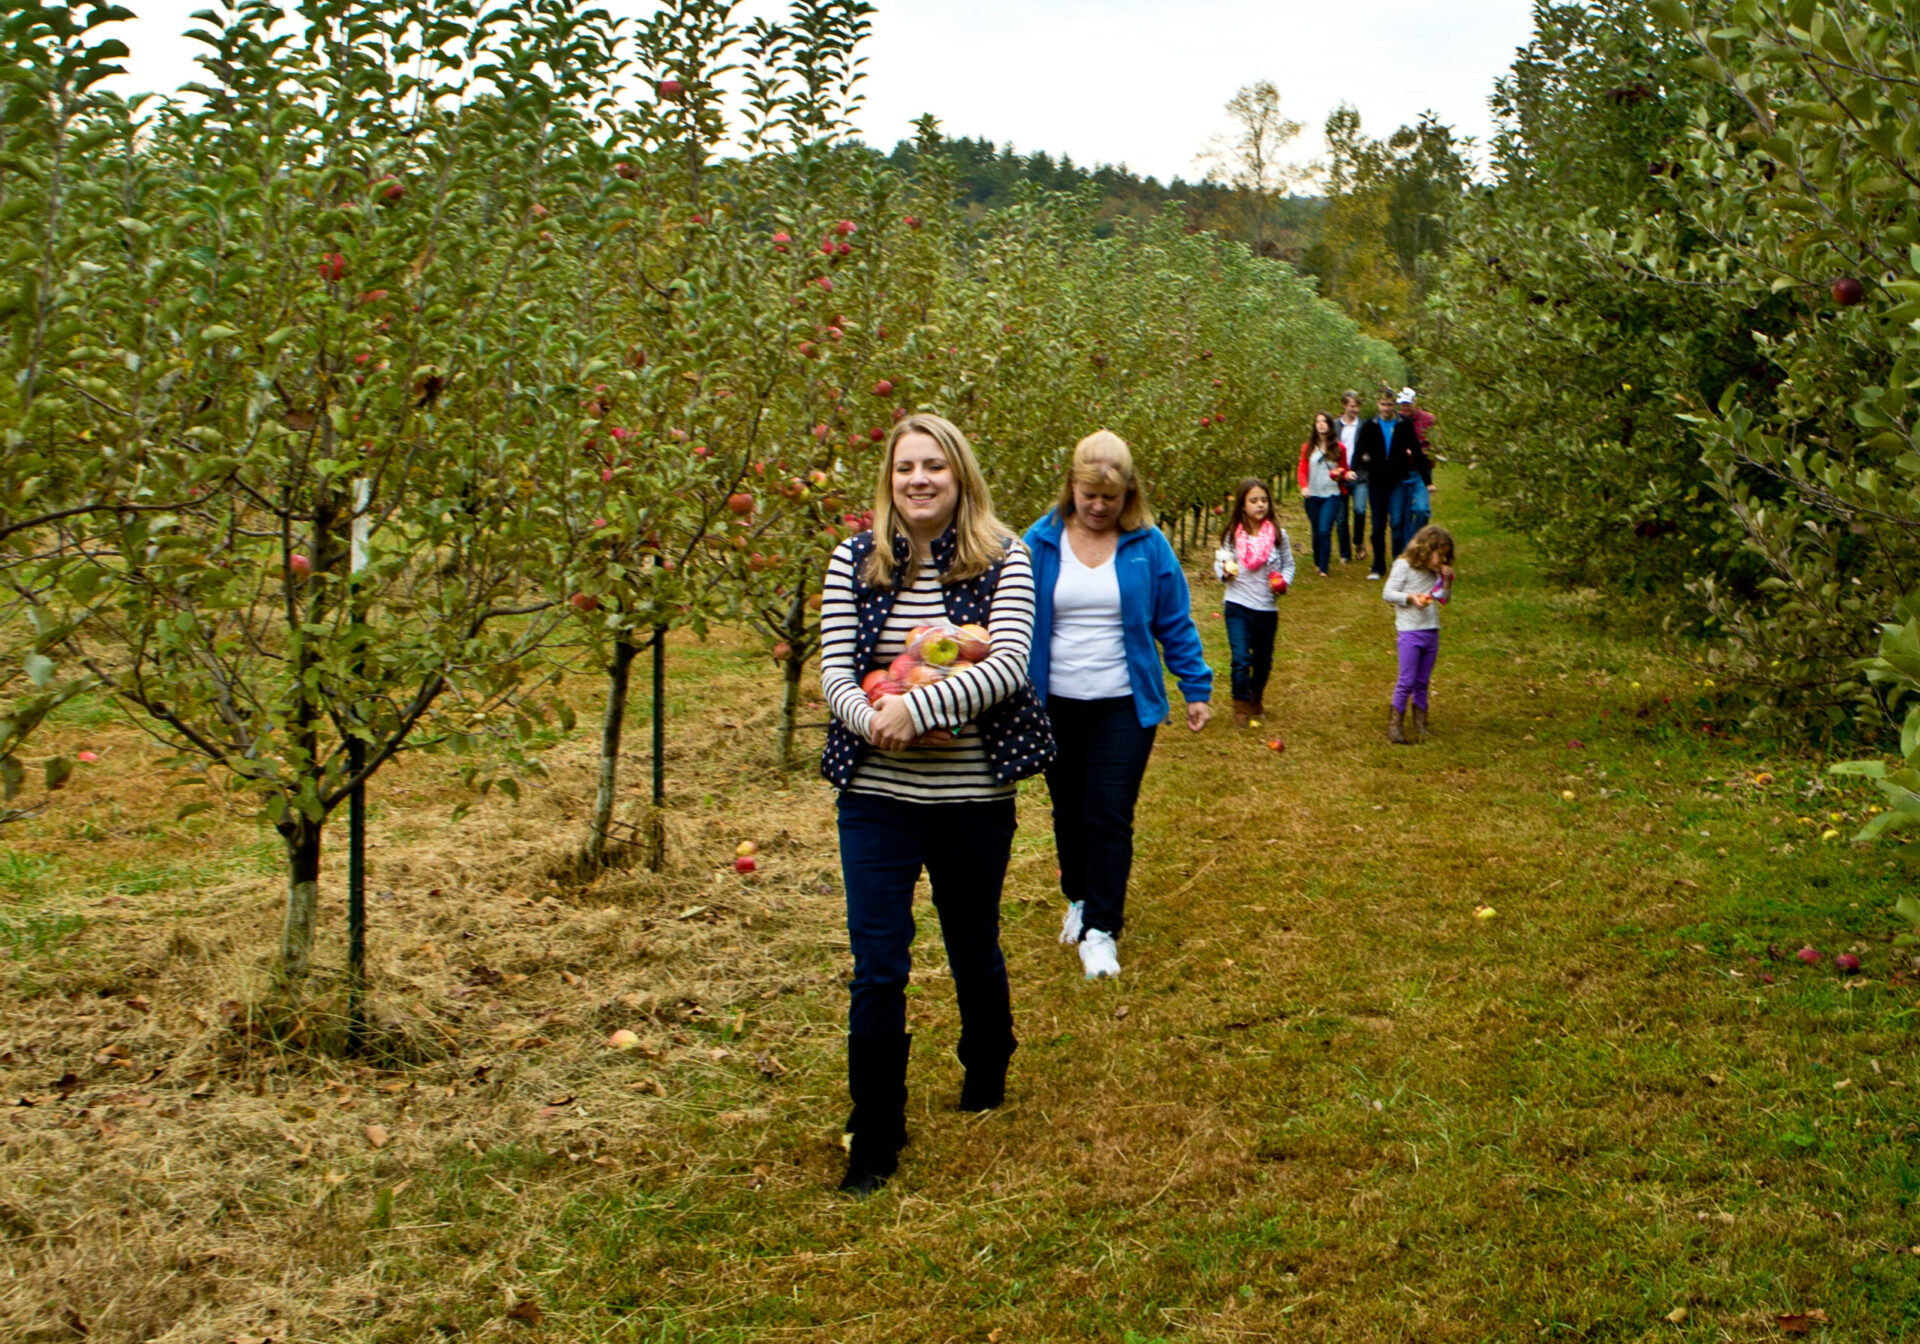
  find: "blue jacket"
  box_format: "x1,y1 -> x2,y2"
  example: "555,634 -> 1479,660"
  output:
1022,512 -> 1213,728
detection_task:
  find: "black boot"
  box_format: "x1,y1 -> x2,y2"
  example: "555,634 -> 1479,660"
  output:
839,1033 -> 910,1196
955,978 -> 1016,1112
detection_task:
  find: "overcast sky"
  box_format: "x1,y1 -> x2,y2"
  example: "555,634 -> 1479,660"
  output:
101,0 -> 1539,184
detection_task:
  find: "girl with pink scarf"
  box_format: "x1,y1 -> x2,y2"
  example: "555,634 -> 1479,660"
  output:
1211,478 -> 1296,729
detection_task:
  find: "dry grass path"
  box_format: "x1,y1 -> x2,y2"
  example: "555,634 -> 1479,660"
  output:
2,468 -> 1913,1342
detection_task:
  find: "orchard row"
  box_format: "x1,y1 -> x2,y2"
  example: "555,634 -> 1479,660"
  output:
0,0 -> 1398,990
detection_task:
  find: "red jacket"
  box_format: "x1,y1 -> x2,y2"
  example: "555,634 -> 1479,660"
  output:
1297,440 -> 1350,494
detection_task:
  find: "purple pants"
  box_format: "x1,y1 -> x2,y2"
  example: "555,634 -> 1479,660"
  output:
1394,629 -> 1440,712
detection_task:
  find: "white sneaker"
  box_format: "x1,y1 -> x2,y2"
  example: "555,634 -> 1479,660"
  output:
1079,928 -> 1121,979
1058,901 -> 1084,946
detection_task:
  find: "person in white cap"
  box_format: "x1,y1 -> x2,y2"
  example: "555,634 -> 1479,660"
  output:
1395,388 -> 1436,540
1382,387 -> 1434,557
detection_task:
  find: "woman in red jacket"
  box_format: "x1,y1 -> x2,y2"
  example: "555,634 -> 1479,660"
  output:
1295,412 -> 1352,577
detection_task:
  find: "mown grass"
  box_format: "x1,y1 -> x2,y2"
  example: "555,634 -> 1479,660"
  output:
2,466 -> 1914,1342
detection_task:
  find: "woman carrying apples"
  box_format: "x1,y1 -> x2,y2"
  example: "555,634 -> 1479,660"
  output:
1024,431 -> 1212,982
818,413 -> 1054,1196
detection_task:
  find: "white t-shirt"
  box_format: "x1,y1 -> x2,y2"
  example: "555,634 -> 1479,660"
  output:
1337,416 -> 1361,458
1049,541 -> 1131,700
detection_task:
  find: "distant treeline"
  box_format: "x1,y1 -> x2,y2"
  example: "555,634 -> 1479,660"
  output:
881,133 -> 1324,258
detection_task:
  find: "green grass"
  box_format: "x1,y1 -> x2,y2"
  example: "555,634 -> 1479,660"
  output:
329,468 -> 1917,1341
4,466 -> 1915,1342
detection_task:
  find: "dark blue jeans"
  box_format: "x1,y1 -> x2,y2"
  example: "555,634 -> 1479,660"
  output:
1333,492 -> 1352,562
1303,495 -> 1339,574
1387,479 -> 1418,557
1222,601 -> 1278,706
1044,695 -> 1157,939
837,791 -> 1017,1040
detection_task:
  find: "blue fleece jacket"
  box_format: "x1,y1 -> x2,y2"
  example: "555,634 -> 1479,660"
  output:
1023,512 -> 1213,728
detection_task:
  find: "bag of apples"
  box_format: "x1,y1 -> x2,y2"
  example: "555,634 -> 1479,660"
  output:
859,622 -> 991,746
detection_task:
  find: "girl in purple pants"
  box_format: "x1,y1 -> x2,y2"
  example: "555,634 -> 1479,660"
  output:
1381,526 -> 1455,745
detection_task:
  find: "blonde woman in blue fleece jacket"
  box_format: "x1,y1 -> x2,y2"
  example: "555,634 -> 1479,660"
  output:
1023,431 -> 1212,980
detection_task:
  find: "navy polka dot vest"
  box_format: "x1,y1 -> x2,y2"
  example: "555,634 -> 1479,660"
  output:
820,527 -> 1056,791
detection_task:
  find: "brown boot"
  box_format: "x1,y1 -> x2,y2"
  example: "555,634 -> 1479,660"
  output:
1231,699 -> 1253,729
1252,694 -> 1266,719
1411,705 -> 1429,742
1387,707 -> 1409,745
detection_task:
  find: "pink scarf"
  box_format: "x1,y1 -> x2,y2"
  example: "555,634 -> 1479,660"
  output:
1234,520 -> 1275,572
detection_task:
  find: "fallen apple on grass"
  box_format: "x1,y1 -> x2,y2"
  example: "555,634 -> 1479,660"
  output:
1796,946 -> 1824,964
736,840 -> 758,858
734,855 -> 757,874
608,1029 -> 642,1051
1836,953 -> 1862,974
77,751 -> 98,764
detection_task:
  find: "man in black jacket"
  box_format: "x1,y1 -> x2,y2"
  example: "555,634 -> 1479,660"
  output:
1350,389 -> 1430,577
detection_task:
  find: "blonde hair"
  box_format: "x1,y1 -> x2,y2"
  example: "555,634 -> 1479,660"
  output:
861,413 -> 1014,590
1053,429 -> 1153,531
1401,524 -> 1455,574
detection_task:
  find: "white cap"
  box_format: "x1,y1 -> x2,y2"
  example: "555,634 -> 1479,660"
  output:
1396,386 -> 1417,404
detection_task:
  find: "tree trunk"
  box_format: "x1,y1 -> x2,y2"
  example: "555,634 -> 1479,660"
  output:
775,570 -> 811,770
584,634 -> 639,867
276,812 -> 323,987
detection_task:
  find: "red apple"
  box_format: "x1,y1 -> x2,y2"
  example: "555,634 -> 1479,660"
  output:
615,162 -> 639,181
888,652 -> 919,682
727,492 -> 754,515
570,592 -> 600,613
815,276 -> 834,292
1831,276 -> 1863,306
734,854 -> 756,874
872,379 -> 893,397
904,214 -> 921,228
1836,953 -> 1862,974
288,553 -> 313,579
77,750 -> 99,764
373,175 -> 404,204
955,623 -> 990,662
318,253 -> 346,282
659,78 -> 685,99
903,663 -> 944,688
834,219 -> 857,237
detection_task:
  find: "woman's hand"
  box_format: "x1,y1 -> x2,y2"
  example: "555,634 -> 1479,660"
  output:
868,694 -> 918,751
1185,701 -> 1212,732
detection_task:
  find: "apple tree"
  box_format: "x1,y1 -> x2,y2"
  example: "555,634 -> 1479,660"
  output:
30,0 -> 630,991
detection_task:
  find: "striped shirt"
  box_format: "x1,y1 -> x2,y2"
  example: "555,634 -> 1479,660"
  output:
819,540 -> 1036,802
